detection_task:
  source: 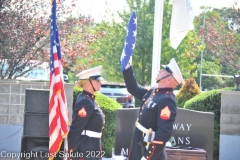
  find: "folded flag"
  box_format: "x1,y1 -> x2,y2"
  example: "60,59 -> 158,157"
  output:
120,11 -> 137,71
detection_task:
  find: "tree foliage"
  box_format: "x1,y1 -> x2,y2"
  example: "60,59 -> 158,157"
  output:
0,0 -> 104,79
198,2 -> 240,72
89,0 -> 202,85
58,18 -> 106,75
193,2 -> 240,90
0,0 -> 50,79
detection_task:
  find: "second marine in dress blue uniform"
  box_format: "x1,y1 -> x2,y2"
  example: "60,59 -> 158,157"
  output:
68,66 -> 105,160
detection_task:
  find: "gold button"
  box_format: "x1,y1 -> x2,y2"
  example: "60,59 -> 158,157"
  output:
146,156 -> 149,158
140,112 -> 142,115
153,93 -> 155,95
149,151 -> 151,153
152,146 -> 154,148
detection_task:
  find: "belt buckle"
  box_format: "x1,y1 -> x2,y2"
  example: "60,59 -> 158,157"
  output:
135,118 -> 139,127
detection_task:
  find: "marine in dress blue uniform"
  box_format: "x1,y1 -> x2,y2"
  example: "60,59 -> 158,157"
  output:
68,66 -> 105,160
122,58 -> 184,160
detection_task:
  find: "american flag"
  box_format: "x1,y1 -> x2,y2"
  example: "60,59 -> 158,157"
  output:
120,11 -> 137,71
49,0 -> 69,159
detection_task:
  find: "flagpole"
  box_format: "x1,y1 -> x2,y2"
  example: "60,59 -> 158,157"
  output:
151,0 -> 165,87
199,0 -> 206,91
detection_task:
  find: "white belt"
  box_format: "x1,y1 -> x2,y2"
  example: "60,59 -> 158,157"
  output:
135,121 -> 148,133
81,130 -> 102,138
135,120 -> 155,142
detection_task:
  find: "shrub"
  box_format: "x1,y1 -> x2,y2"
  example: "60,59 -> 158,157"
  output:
176,78 -> 201,108
184,87 -> 234,160
184,90 -> 220,160
73,86 -> 122,157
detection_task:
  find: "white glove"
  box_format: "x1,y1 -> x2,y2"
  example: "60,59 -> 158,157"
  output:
120,49 -> 132,70
141,156 -> 147,160
120,48 -> 125,61
143,131 -> 155,143
125,56 -> 132,70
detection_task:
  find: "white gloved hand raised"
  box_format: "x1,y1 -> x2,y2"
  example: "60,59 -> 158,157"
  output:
120,49 -> 132,70
141,156 -> 147,160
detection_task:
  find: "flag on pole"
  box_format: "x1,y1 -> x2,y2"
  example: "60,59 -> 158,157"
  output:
49,0 -> 69,159
170,0 -> 195,49
120,11 -> 137,71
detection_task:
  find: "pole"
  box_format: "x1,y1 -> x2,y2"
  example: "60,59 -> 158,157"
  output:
199,0 -> 206,91
151,0 -> 165,87
201,74 -> 234,78
89,0 -> 93,27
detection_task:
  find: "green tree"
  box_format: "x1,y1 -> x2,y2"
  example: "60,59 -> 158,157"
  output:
87,0 -> 202,85
198,60 -> 235,91
74,21 -> 125,82
197,3 -> 240,73
58,17 -> 106,76
194,3 -> 240,90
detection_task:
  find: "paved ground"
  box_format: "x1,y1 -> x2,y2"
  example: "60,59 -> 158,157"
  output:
0,157 -> 113,160
0,159 -> 112,160
0,158 -> 113,160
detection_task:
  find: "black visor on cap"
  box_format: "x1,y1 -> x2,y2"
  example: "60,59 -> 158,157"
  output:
89,75 -> 105,81
89,75 -> 101,80
162,66 -> 173,74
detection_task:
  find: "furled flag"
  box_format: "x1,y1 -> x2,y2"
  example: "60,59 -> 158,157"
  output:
49,0 -> 69,159
120,11 -> 137,71
170,0 -> 195,49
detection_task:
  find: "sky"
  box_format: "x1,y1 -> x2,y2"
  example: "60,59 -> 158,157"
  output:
74,0 -> 240,23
